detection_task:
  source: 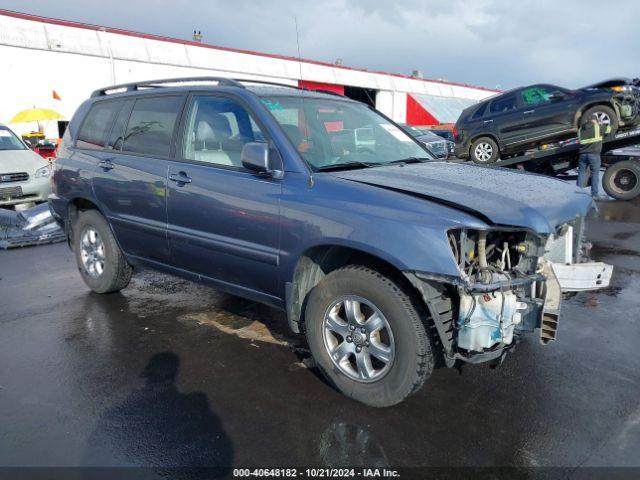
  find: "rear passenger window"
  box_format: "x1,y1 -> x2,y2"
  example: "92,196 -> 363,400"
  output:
122,96 -> 183,157
106,100 -> 134,150
489,96 -> 518,113
77,101 -> 121,150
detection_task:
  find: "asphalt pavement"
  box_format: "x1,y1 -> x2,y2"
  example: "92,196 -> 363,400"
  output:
0,199 -> 639,478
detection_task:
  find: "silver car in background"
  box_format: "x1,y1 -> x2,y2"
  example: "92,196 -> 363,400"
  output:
0,125 -> 51,207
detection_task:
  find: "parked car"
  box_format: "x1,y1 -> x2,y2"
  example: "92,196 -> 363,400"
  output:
399,124 -> 454,158
51,77 -> 608,407
0,124 -> 52,207
454,79 -> 640,163
427,127 -> 455,143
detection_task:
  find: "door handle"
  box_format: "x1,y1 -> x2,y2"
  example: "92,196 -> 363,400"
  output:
524,110 -> 535,115
98,159 -> 115,170
169,172 -> 192,184
483,119 -> 493,124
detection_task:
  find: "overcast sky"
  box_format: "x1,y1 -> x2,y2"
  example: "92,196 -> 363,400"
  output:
1,0 -> 637,89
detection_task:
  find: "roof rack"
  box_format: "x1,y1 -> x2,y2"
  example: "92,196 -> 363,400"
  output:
91,76 -> 346,98
90,76 -> 245,97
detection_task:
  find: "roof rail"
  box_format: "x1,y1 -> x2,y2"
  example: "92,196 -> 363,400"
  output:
234,79 -> 345,97
90,76 -> 245,97
90,76 -> 346,98
233,78 -> 302,90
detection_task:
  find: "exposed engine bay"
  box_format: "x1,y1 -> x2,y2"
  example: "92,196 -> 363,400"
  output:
447,228 -> 552,356
411,222 -> 614,364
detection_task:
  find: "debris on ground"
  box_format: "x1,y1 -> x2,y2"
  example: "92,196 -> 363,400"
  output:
0,203 -> 65,249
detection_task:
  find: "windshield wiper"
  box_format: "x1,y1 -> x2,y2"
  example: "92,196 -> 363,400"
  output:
382,157 -> 431,166
316,161 -> 380,172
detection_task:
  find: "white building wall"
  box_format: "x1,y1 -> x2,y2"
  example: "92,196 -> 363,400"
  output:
0,12 -> 496,138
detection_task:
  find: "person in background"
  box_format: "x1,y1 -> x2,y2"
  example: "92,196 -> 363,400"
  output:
577,113 -> 612,197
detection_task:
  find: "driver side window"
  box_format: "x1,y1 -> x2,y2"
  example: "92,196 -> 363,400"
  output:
183,96 -> 265,168
521,87 -> 553,106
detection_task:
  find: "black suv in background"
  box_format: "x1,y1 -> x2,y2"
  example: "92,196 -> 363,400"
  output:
454,81 -> 640,163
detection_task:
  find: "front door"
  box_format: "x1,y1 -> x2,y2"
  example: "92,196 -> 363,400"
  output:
166,94 -> 282,298
518,86 -> 574,143
91,94 -> 185,262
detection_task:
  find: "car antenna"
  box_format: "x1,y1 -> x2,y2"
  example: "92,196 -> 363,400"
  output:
294,16 -> 314,187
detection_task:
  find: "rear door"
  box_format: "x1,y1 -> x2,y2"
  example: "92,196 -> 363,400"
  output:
91,94 -> 185,263
483,93 -> 527,147
166,93 -> 282,298
518,86 -> 575,142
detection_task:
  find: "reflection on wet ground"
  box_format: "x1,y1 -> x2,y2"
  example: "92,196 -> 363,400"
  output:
0,199 -> 639,471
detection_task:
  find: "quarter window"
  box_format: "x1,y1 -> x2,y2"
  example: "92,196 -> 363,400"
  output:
122,96 -> 183,157
183,96 -> 266,168
77,101 -> 121,150
489,95 -> 518,113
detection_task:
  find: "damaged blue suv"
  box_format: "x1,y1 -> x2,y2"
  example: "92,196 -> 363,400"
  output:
50,78 -> 608,407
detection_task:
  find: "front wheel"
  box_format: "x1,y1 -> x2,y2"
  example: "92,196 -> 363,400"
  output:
470,137 -> 499,164
581,105 -> 619,136
73,209 -> 132,293
603,160 -> 640,200
305,266 -> 433,407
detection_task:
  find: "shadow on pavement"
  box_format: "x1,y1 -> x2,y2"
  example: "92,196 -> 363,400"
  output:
83,352 -> 233,477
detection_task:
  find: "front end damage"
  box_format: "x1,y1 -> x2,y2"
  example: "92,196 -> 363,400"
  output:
405,222 -> 611,367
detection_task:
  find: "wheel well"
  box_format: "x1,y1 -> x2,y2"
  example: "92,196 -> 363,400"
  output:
67,198 -> 102,248
287,245 -> 423,333
575,101 -> 617,125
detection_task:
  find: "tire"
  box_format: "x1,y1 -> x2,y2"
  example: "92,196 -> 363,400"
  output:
305,266 -> 433,407
581,105 -> 618,136
603,160 -> 640,200
470,137 -> 499,164
73,209 -> 132,293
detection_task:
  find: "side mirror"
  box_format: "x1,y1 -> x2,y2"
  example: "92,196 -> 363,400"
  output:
550,90 -> 566,102
241,142 -> 282,177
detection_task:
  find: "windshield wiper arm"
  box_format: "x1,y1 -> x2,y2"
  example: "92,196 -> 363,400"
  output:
316,161 -> 380,172
383,157 -> 431,166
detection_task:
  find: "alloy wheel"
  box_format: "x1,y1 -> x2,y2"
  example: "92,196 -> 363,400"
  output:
80,227 -> 105,278
322,296 -> 395,383
474,142 -> 493,162
594,111 -> 612,126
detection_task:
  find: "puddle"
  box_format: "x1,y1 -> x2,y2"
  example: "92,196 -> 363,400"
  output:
180,310 -> 294,347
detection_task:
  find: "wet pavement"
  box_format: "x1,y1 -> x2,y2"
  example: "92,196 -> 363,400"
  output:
0,199 -> 639,476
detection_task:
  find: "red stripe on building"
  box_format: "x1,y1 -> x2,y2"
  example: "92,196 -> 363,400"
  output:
298,80 -> 344,95
406,95 -> 439,126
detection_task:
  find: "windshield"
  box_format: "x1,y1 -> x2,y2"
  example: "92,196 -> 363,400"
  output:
261,96 -> 433,170
0,128 -> 27,151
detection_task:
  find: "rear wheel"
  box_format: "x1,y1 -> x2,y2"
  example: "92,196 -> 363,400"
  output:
305,266 -> 433,407
603,161 -> 640,200
73,209 -> 132,293
581,105 -> 618,136
470,137 -> 499,164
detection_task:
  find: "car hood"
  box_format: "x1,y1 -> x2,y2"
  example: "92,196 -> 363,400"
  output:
583,77 -> 639,89
0,149 -> 47,174
330,162 -> 593,235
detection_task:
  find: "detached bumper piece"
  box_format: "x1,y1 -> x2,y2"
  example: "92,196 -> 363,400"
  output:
551,262 -> 613,292
545,222 -> 613,292
0,203 -> 66,249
